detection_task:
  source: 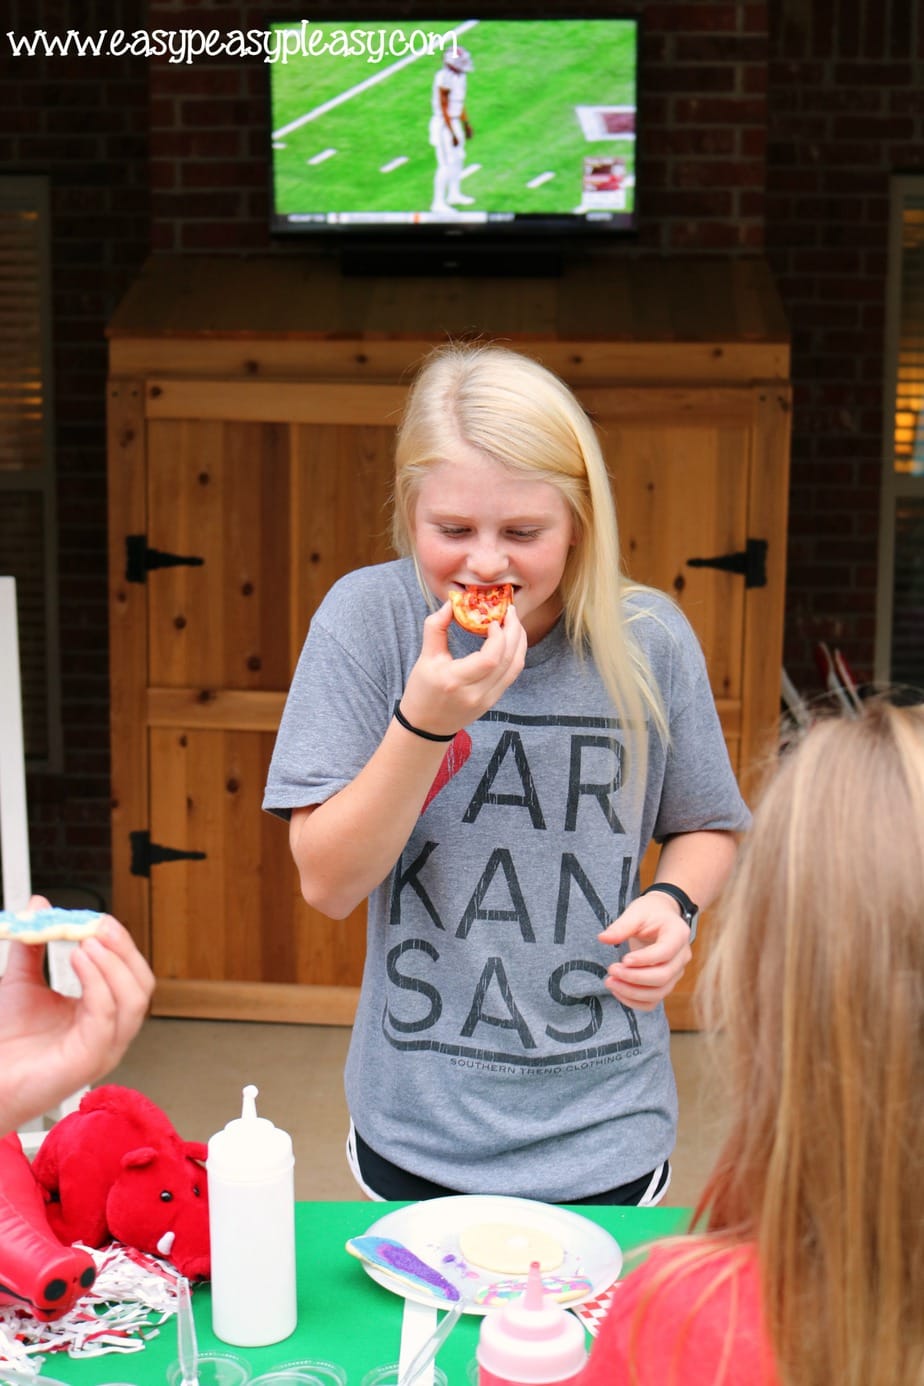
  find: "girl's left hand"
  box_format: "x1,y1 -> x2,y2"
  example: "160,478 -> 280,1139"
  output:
597,895 -> 693,1011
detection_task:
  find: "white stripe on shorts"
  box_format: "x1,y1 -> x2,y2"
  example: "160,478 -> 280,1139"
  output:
636,1160 -> 671,1207
345,1118 -> 386,1202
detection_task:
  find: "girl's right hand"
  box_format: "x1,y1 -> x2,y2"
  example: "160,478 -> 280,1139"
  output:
399,600 -> 527,736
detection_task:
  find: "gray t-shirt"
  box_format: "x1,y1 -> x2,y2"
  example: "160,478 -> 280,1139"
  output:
264,558 -> 750,1200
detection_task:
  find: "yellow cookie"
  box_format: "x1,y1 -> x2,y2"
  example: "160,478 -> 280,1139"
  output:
459,1221 -> 564,1274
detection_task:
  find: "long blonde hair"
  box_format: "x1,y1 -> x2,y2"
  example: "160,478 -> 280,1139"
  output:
631,700 -> 924,1386
391,343 -> 669,778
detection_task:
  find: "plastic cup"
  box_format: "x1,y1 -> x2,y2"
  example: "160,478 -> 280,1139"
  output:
167,1351 -> 252,1386
361,1366 -> 448,1386
249,1364 -> 347,1386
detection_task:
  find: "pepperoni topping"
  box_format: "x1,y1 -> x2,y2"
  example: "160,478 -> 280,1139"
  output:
449,584 -> 514,636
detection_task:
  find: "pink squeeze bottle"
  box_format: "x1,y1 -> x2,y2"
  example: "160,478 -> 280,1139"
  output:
477,1261 -> 588,1386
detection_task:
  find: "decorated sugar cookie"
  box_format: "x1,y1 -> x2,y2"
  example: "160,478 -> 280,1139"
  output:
0,908 -> 104,944
459,1221 -> 564,1274
475,1272 -> 594,1307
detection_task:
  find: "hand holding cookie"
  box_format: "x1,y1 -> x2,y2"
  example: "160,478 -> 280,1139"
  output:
0,895 -> 154,1134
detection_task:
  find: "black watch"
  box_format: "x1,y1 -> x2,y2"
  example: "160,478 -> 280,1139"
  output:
639,883 -> 699,945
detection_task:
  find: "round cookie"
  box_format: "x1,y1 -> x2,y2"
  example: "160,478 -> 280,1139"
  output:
459,1221 -> 564,1274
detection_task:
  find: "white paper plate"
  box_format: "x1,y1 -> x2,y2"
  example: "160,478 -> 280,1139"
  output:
361,1194 -> 622,1315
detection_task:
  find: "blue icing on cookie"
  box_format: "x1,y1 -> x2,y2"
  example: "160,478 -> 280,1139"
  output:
0,908 -> 103,934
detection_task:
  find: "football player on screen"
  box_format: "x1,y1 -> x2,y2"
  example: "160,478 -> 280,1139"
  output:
429,45 -> 475,214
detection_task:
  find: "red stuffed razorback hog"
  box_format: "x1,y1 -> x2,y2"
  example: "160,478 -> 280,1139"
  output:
32,1085 -> 210,1280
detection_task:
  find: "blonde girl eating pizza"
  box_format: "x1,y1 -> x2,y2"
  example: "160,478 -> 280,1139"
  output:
264,343 -> 749,1205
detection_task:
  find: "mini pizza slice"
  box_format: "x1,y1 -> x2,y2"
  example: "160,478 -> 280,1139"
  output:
0,907 -> 104,944
448,583 -> 514,637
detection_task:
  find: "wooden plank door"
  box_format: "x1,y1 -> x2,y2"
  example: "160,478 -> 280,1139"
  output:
580,385 -> 784,1026
142,399 -> 397,1022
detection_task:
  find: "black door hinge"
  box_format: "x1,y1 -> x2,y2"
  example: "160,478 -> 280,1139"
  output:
125,535 -> 205,584
130,831 -> 207,877
686,538 -> 767,589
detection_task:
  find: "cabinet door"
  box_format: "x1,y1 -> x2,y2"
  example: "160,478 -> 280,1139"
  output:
142,407 -> 396,1022
148,727 -> 367,991
581,386 -> 778,1026
131,378 -> 784,1028
146,420 -> 293,691
582,386 -> 755,772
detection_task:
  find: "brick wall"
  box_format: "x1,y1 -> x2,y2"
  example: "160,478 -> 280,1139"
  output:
1,0 -> 149,898
766,0 -> 924,691
1,0 -> 921,896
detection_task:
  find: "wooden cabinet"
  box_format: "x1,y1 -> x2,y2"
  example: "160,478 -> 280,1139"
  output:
107,255 -> 790,1029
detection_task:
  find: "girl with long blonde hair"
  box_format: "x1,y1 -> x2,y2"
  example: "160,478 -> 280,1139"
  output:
265,343 -> 747,1204
579,697 -> 924,1384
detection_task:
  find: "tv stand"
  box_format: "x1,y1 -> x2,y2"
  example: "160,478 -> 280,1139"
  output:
339,241 -> 564,278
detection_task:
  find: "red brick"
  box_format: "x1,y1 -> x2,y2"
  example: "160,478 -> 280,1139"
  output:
645,128 -> 737,156
645,5 -> 740,33
739,190 -> 766,217
742,64 -> 768,93
674,35 -> 769,61
669,220 -> 751,249
798,87 -> 882,112
149,97 -> 177,126
742,3 -> 769,34
157,66 -> 245,96
179,98 -> 255,127
674,96 -> 766,123
674,159 -> 765,188
834,61 -> 914,85
152,223 -> 177,250
150,158 -> 177,188
890,89 -> 924,113
860,4 -> 888,59
154,190 -> 243,219
775,274 -> 820,298
740,127 -> 767,157
888,141 -> 924,165
150,130 -> 243,158
180,160 -> 265,188
647,65 -> 737,93
791,249 -> 863,274
643,188 -> 735,217
833,115 -> 915,140
769,59 -> 826,86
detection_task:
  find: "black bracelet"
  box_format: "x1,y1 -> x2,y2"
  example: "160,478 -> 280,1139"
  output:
393,703 -> 457,743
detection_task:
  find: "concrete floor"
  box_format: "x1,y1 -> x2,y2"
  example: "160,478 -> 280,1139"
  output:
108,1019 -> 727,1207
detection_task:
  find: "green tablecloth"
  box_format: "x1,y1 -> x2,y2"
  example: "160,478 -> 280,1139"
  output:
22,1201 -> 689,1385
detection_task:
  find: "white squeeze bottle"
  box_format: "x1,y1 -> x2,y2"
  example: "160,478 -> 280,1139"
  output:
207,1083 -> 297,1346
477,1261 -> 588,1386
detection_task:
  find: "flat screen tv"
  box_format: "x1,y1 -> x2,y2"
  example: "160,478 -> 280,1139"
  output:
267,15 -> 639,274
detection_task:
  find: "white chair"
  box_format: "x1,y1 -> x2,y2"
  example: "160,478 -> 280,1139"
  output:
0,576 -> 88,1153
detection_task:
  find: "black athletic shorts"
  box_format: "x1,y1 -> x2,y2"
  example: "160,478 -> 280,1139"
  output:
348,1124 -> 671,1207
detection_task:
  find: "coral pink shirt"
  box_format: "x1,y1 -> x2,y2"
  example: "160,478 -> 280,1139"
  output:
577,1243 -> 779,1386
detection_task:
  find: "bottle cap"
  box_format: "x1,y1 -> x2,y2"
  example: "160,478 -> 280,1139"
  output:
208,1085 -> 294,1182
477,1263 -> 587,1384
